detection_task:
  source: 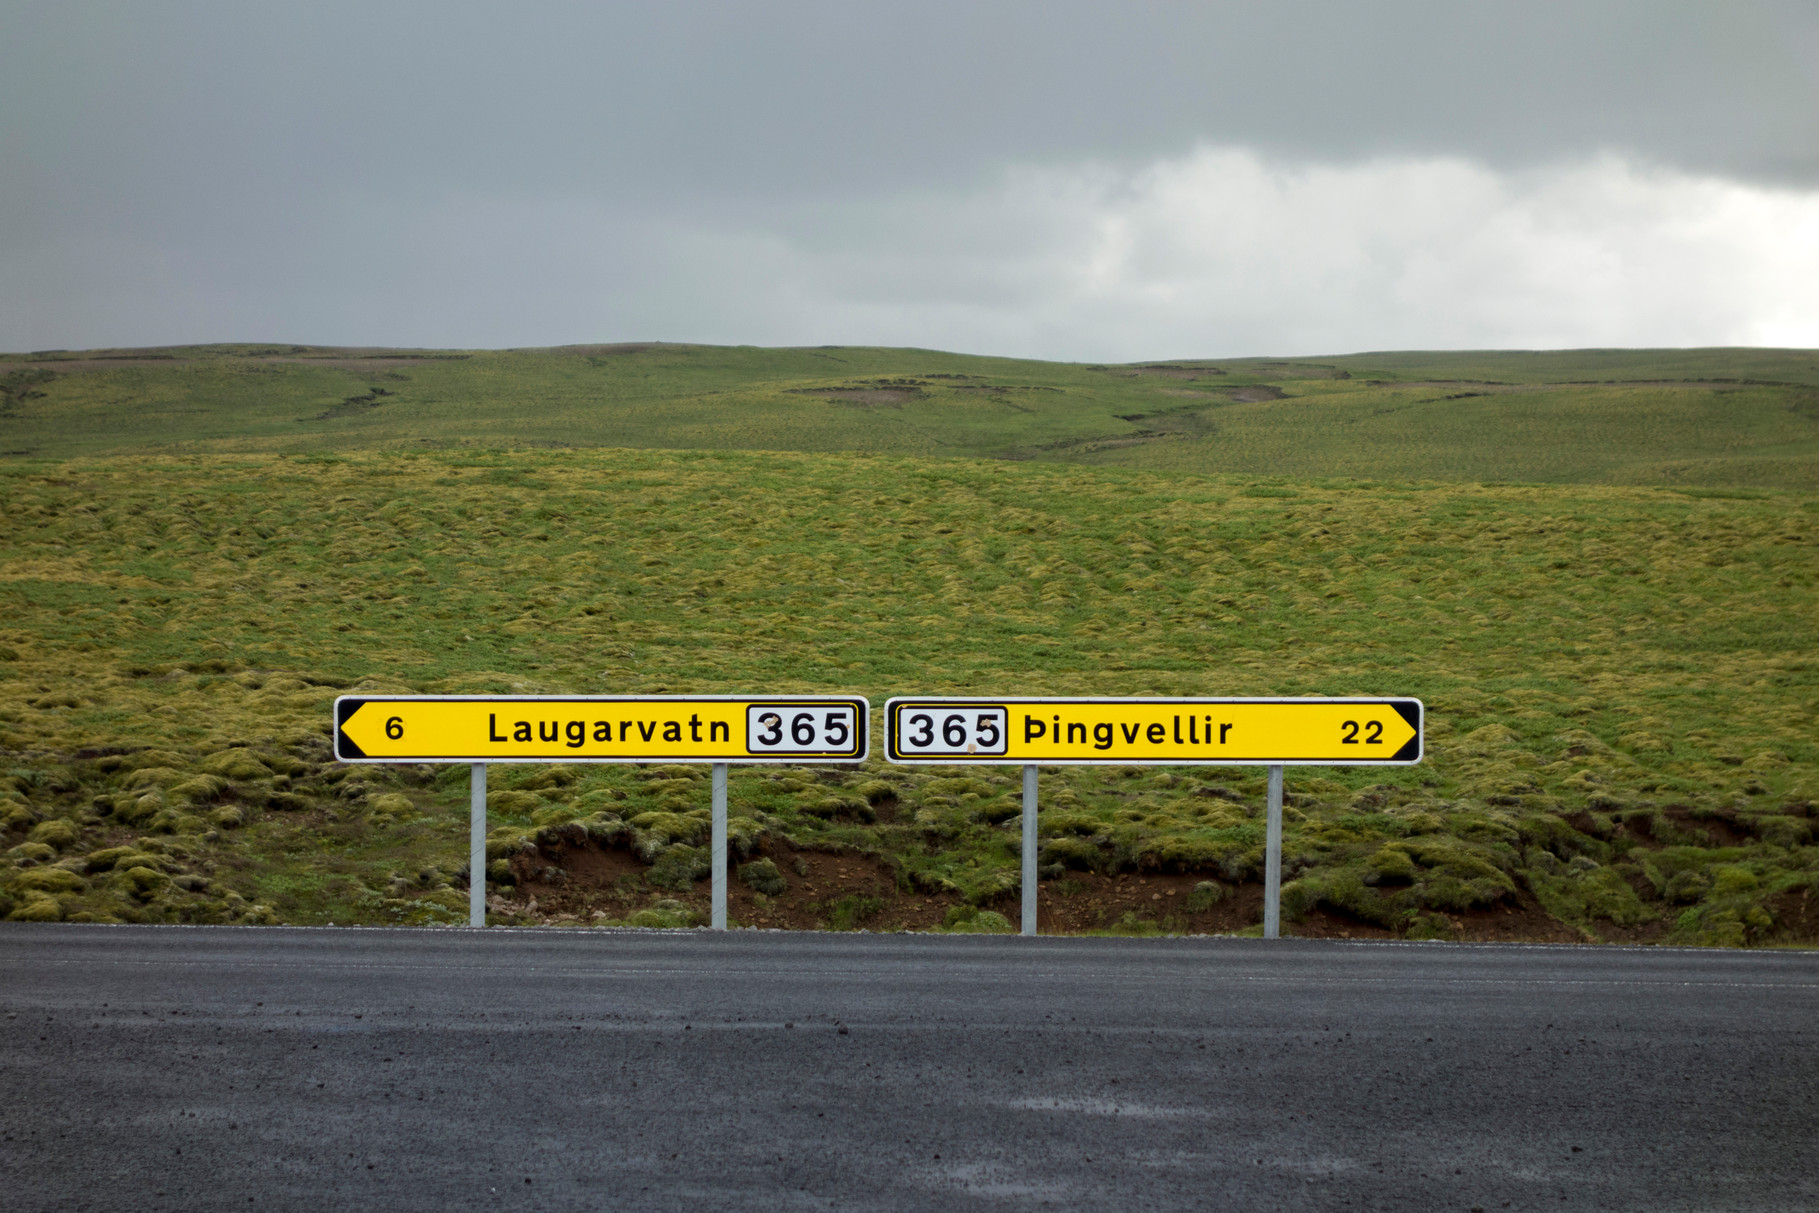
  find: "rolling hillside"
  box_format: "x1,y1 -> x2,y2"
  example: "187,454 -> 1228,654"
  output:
1,444 -> 1815,942
2,343 -> 1816,487
2,343 -> 1816,943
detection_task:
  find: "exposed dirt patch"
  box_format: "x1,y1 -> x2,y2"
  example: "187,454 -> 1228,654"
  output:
499,838 -> 963,930
1046,876 -> 1577,942
814,389 -> 920,407
1766,886 -> 1819,945
1028,432 -> 1199,456
1669,806 -> 1755,848
1106,365 -> 1228,380
788,380 -> 929,408
263,358 -> 462,372
1278,886 -> 1581,943
1036,870 -> 1259,934
1029,403 -> 1222,456
1453,889 -> 1587,943
3,359 -> 189,373
1113,384 -> 1281,404
310,387 -> 396,422
1362,379 -> 1514,390
1620,867 -> 1659,904
1564,809 -> 1602,833
3,351 -> 476,374
949,384 -> 1059,394
498,836 -> 1242,935
1289,906 -> 1398,940
735,849 -> 949,931
1558,379 -> 1770,390
1244,361 -> 1350,378
256,346 -> 466,358
494,837 -> 1594,942
1593,916 -> 1673,945
559,343 -> 660,357
507,842 -> 649,920
1612,805 -> 1757,849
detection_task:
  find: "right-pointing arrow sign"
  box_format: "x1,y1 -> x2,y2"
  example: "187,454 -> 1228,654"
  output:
885,697 -> 1423,765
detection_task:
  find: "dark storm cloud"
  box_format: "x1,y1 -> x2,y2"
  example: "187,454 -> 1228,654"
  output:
2,1 -> 1815,354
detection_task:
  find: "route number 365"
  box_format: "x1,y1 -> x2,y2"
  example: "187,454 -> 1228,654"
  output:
745,705 -> 857,753
894,706 -> 1009,756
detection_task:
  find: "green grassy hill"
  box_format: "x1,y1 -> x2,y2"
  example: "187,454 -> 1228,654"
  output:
2,447 -> 1815,942
3,343 -> 1817,488
2,342 -> 1816,942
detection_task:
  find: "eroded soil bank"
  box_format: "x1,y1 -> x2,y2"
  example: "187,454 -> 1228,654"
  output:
494,832 -> 1592,941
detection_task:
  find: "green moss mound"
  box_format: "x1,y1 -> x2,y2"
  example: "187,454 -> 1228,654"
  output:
9,896 -> 63,922
738,858 -> 787,897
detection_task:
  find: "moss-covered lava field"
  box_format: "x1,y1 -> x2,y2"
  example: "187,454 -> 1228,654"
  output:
3,438 -> 1816,943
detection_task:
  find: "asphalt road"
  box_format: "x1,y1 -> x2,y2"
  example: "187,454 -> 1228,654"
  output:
2,926 -> 1815,1212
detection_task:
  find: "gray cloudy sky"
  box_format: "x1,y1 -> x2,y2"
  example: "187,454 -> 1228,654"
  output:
4,1 -> 1817,358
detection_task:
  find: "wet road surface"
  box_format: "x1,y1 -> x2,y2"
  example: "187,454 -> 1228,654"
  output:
2,925 -> 1815,1211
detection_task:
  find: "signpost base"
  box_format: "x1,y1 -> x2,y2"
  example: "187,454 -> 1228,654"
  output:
1021,764 -> 1038,936
470,762 -> 486,928
711,762 -> 728,930
1263,764 -> 1283,939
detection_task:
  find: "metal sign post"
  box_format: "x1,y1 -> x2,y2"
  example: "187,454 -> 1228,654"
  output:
1264,764 -> 1283,940
470,762 -> 487,928
885,697 -> 1423,939
1021,764 -> 1038,936
335,695 -> 870,929
711,763 -> 729,930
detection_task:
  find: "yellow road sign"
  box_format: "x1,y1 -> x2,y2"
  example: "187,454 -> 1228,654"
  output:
334,695 -> 869,763
884,697 -> 1421,765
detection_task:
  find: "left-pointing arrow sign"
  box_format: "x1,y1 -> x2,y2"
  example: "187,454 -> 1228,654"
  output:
333,695 -> 870,763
